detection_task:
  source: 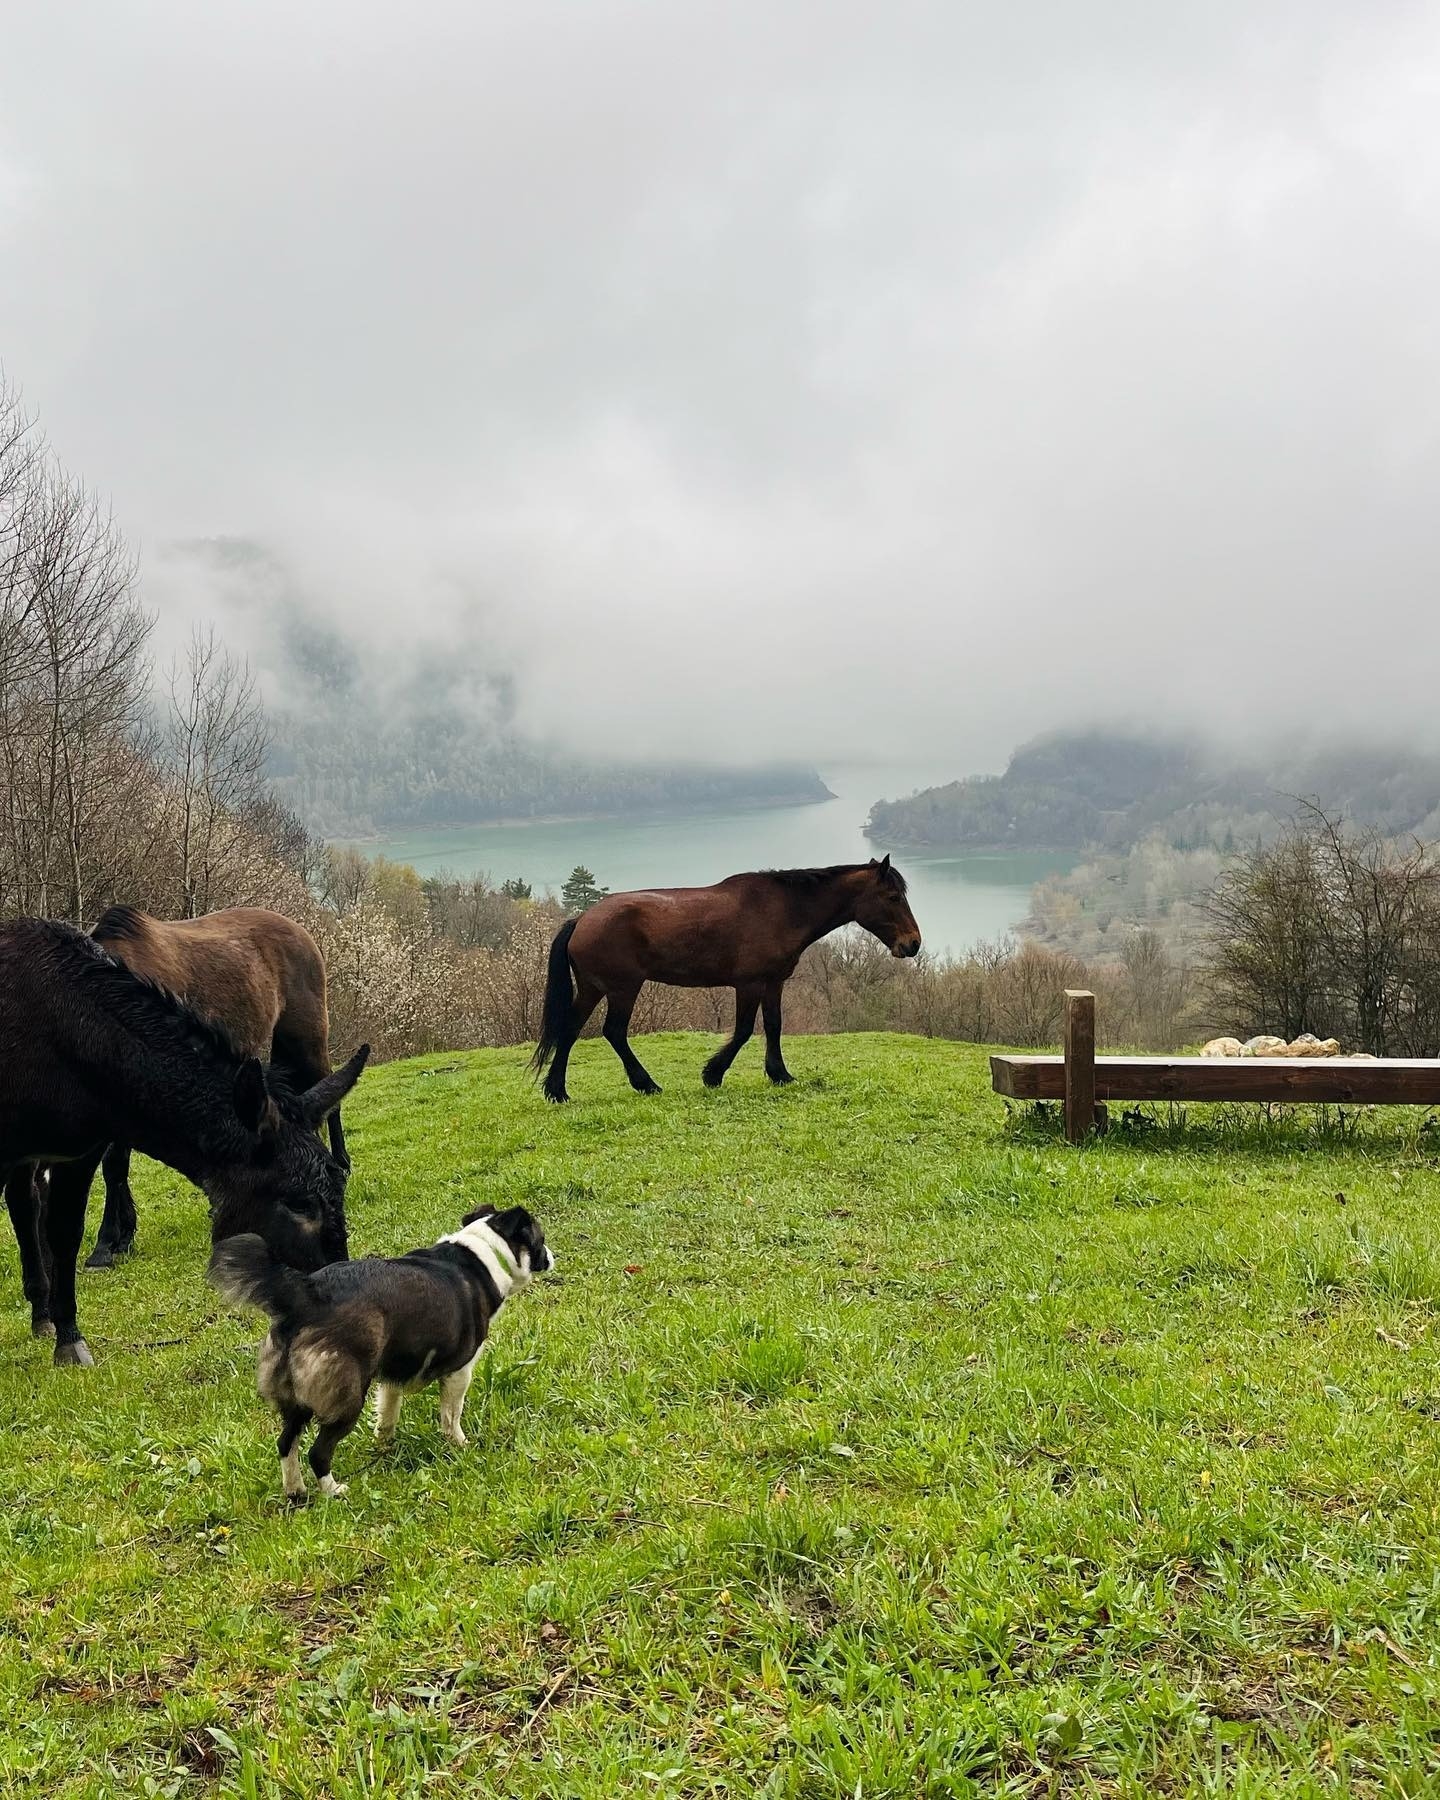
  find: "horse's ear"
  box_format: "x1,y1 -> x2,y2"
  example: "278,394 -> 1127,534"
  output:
233,1059 -> 278,1139
879,853 -> 891,871
298,1043 -> 371,1130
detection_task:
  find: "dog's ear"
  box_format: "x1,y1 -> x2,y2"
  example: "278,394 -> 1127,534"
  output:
462,1203 -> 497,1227
485,1205 -> 534,1236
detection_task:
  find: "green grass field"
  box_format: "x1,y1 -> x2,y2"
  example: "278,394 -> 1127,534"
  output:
4,1034 -> 1440,1798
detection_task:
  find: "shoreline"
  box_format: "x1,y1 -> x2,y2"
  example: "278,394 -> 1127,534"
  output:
864,835 -> 1086,857
332,786 -> 837,847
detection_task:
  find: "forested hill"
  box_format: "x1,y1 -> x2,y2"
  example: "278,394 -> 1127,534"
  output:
179,537 -> 831,836
864,729 -> 1440,853
269,718 -> 831,836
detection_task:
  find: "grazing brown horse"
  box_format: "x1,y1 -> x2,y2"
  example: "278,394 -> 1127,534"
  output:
532,857 -> 921,1102
81,905 -> 343,1268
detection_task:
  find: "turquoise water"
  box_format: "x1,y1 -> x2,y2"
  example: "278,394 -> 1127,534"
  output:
348,761 -> 1074,958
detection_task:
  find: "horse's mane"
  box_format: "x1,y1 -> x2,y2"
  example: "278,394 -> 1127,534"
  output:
758,861 -> 909,896
35,919 -> 247,1068
91,903 -> 150,944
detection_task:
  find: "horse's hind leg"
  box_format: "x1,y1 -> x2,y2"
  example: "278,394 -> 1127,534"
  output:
86,1143 -> 137,1268
702,986 -> 761,1089
603,986 -> 661,1095
5,1167 -> 53,1337
44,1150 -> 103,1367
544,977 -> 603,1104
762,981 -> 794,1085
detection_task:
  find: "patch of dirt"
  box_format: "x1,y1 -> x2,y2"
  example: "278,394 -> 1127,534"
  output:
35,1651 -> 197,1707
265,1557 -> 387,1647
176,1730 -> 225,1779
780,1579 -> 840,1636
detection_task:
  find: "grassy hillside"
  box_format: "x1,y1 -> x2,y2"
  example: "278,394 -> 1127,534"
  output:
4,1035 -> 1440,1796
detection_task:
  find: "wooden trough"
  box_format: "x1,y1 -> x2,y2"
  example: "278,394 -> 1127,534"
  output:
990,991 -> 1440,1143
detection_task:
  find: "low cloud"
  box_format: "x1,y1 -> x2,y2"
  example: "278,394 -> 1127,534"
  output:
4,0 -> 1438,771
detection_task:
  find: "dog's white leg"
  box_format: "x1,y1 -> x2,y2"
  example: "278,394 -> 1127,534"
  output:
438,1356 -> 478,1447
317,1473 -> 347,1498
373,1382 -> 402,1445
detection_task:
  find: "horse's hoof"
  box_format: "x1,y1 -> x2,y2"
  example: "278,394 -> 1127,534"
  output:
544,1089 -> 569,1105
701,1069 -> 724,1089
84,1246 -> 114,1270
54,1339 -> 95,1368
767,1070 -> 795,1086
31,1318 -> 55,1339
637,1082 -> 662,1096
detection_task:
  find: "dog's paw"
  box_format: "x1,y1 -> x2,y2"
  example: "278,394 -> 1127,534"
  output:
318,1475 -> 348,1498
443,1427 -> 468,1448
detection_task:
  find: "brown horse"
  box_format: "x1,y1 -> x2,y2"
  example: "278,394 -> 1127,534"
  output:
81,905 -> 343,1268
531,857 -> 920,1102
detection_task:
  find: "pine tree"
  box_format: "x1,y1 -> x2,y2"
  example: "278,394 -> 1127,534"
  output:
561,865 -> 608,912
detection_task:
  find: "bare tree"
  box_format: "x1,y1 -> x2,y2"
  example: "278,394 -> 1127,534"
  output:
0,458 -> 148,920
1203,805 -> 1440,1055
161,626 -> 269,916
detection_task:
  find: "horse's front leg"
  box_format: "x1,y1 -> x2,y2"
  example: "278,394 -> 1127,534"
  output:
86,1143 -> 137,1268
761,981 -> 794,1085
5,1167 -> 54,1336
702,985 -> 761,1089
45,1151 -> 104,1366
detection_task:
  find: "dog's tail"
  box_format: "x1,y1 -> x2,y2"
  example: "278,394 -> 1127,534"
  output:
530,917 -> 579,1076
208,1234 -> 319,1328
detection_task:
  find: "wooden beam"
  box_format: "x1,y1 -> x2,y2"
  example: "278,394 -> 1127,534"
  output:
1063,989 -> 1096,1144
991,1054 -> 1440,1107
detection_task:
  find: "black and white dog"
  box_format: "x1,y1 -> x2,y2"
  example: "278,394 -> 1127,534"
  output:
209,1204 -> 554,1503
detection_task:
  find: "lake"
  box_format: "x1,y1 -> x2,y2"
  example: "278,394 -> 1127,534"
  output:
351,761 -> 1075,958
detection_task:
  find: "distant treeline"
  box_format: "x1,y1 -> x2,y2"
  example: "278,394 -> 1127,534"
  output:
865,728 -> 1440,855
269,717 -> 831,836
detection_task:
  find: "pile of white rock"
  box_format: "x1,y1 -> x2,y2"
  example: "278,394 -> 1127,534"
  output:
1199,1033 -> 1350,1058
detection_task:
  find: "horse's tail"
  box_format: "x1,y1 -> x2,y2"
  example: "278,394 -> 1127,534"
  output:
208,1233 -> 320,1329
531,918 -> 580,1075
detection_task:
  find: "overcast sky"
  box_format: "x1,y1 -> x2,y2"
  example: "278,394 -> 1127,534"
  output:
3,1 -> 1438,771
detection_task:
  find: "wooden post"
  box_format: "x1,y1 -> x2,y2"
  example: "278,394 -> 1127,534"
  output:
1064,990 -> 1096,1145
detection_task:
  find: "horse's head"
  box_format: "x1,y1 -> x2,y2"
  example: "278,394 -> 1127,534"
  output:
210,1046 -> 370,1271
852,856 -> 922,958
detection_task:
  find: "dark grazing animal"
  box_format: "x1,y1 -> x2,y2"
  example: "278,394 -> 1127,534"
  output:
0,918 -> 368,1364
532,856 -> 921,1102
209,1205 -> 554,1503
81,905 -> 344,1270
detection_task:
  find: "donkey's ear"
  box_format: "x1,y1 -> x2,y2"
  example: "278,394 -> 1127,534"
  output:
298,1043 -> 371,1130
233,1059 -> 275,1137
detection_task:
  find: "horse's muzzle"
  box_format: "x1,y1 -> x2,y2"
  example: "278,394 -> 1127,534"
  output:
892,938 -> 922,959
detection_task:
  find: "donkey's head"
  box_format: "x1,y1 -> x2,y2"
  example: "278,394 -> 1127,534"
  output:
850,856 -> 922,959
209,1046 -> 370,1270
